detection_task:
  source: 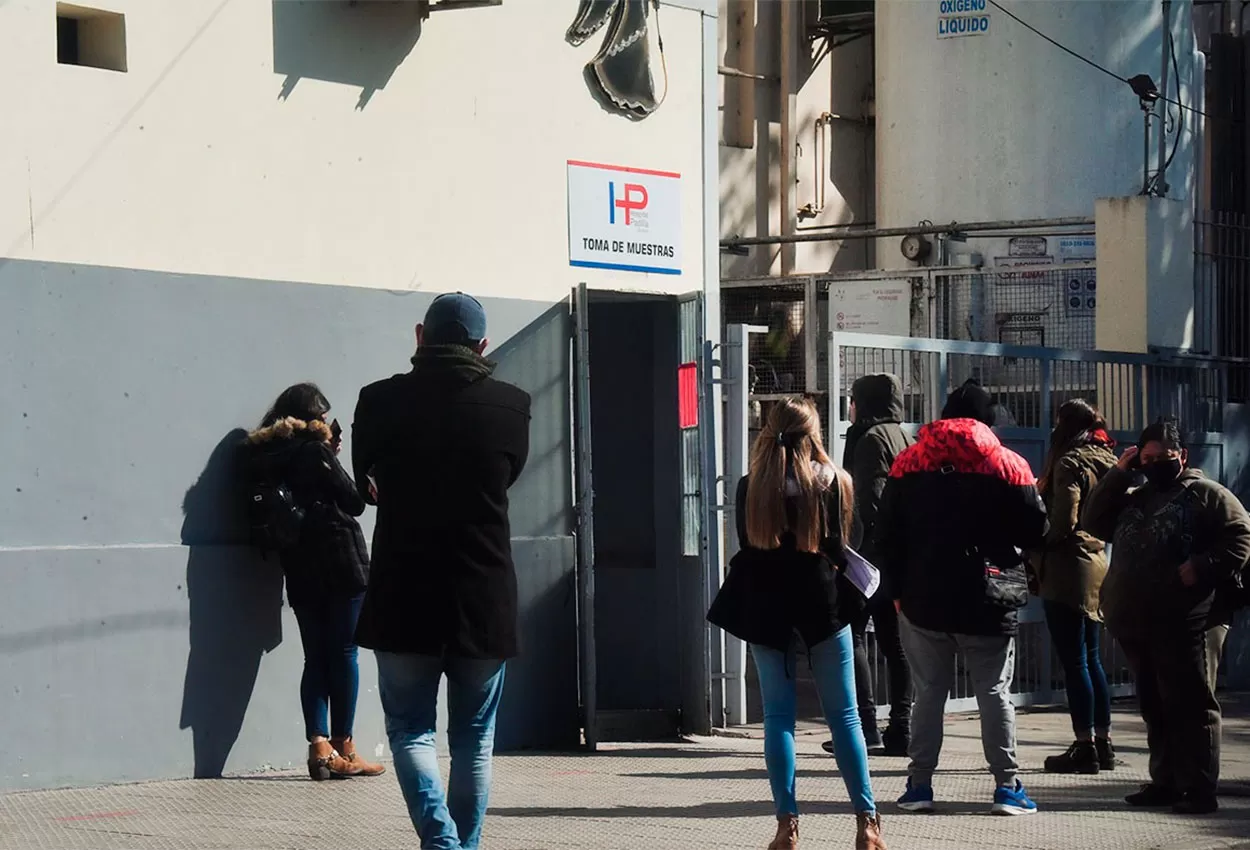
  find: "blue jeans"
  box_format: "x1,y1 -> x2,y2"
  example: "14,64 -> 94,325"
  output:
1043,601 -> 1111,738
376,652 -> 507,850
292,593 -> 364,740
751,627 -> 876,815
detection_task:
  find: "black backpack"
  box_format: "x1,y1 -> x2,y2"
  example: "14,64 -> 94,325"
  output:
245,452 -> 305,553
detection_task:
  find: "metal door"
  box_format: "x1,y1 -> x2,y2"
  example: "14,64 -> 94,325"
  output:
572,285 -> 718,744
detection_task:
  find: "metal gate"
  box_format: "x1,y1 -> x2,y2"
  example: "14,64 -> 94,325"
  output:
828,331 -> 1233,713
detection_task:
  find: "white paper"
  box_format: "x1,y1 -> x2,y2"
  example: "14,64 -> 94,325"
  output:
844,546 -> 881,599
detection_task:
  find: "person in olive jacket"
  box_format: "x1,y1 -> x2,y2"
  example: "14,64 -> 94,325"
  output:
245,383 -> 384,780
827,374 -> 913,757
1084,419 -> 1250,815
1026,399 -> 1118,775
352,293 -> 530,850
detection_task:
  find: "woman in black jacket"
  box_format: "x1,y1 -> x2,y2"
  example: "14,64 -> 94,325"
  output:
708,397 -> 885,850
245,383 -> 384,781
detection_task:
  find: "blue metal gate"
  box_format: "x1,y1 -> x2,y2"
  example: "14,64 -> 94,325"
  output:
828,331 -> 1233,713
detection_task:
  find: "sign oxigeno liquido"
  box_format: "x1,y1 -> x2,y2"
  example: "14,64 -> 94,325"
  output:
567,160 -> 682,275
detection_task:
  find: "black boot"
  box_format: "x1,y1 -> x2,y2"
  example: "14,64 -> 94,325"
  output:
860,708 -> 883,752
1126,784 -> 1179,807
1173,792 -> 1219,815
1094,737 -> 1116,771
1043,740 -> 1100,775
880,724 -> 910,757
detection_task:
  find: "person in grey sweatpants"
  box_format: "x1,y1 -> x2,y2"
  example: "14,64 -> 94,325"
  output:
898,622 -> 1018,790
874,381 -> 1049,815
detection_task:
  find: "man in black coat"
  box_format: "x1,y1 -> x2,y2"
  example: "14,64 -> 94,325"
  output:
352,292 -> 531,850
823,373 -> 913,758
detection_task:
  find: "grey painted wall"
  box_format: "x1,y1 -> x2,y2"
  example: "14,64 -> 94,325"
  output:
0,259 -> 577,791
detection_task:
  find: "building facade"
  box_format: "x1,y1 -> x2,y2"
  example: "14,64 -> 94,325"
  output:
1,0 -> 721,790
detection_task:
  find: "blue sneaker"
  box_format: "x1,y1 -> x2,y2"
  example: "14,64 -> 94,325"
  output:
992,780 -> 1038,816
896,778 -> 935,813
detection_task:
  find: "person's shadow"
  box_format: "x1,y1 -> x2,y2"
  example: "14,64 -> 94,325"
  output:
179,429 -> 285,778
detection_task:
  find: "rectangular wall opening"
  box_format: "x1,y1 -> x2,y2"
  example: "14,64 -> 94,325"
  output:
56,4 -> 127,72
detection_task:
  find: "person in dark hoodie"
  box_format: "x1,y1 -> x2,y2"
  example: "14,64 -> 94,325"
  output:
1027,400 -> 1119,775
1083,419 -> 1250,815
245,383 -> 384,781
352,293 -> 531,850
874,379 -> 1048,816
823,374 -> 913,758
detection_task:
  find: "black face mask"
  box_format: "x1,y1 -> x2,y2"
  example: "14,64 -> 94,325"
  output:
1141,457 -> 1183,488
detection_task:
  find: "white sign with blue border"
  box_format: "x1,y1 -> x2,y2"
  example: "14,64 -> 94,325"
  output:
937,0 -> 990,38
567,160 -> 682,275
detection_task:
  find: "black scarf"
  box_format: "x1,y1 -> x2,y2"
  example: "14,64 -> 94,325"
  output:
410,344 -> 496,383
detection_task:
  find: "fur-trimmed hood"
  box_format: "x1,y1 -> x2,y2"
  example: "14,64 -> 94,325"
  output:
245,416 -> 332,446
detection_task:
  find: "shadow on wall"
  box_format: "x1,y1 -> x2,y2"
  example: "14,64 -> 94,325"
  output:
179,429 -> 285,778
272,0 -> 424,109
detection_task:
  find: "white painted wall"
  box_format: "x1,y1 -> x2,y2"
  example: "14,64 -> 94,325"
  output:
0,0 -> 708,300
876,0 -> 1200,244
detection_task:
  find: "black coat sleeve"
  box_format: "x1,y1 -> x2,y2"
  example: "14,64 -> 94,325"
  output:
851,431 -> 891,538
352,386 -> 377,505
315,443 -> 367,518
508,392 -> 533,486
873,477 -> 906,601
1003,481 -> 1049,552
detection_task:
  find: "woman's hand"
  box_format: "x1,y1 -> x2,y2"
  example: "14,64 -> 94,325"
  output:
1116,445 -> 1139,472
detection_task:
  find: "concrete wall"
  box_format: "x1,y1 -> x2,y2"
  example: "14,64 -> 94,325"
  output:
719,0 -> 875,279
876,0 -> 1200,233
1095,195 -> 1195,353
0,0 -> 720,790
0,0 -> 707,299
0,260 -> 578,790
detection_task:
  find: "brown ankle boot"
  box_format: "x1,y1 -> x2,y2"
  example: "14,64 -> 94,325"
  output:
330,736 -> 386,777
855,811 -> 886,850
767,814 -> 798,850
307,739 -> 351,781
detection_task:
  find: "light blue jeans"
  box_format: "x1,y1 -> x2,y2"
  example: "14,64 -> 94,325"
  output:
376,652 -> 507,850
751,626 -> 876,816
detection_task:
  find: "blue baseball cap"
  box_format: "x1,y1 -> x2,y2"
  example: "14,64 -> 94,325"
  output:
422,292 -> 487,345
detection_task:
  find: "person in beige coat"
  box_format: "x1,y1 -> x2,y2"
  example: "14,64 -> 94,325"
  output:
1028,400 -> 1118,775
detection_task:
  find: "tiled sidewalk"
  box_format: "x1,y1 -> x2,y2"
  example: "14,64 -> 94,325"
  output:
3,699 -> 1250,849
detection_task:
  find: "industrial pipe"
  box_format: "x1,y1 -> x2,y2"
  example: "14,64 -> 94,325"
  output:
720,216 -> 1095,248
1157,0 -> 1173,196
779,0 -> 796,275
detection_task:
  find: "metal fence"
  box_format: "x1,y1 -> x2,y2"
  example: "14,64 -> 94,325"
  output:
828,332 -> 1233,717
1195,211 -> 1250,400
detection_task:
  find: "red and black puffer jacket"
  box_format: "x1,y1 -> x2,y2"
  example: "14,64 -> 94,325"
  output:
873,418 -> 1049,636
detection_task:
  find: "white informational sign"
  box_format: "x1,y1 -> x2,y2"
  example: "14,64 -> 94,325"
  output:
566,160 -> 682,276
994,255 -> 1054,284
937,0 -> 990,38
829,282 -> 910,334
1058,236 -> 1096,262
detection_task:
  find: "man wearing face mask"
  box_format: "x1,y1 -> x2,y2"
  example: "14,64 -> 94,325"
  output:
1083,419 -> 1250,815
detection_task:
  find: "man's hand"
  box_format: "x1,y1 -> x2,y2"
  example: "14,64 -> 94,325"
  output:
1117,445 -> 1140,472
1179,560 -> 1199,587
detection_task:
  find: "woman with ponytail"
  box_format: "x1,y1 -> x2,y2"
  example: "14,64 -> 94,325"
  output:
708,397 -> 885,850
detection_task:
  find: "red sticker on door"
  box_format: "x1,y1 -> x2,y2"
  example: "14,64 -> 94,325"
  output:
678,362 -> 698,428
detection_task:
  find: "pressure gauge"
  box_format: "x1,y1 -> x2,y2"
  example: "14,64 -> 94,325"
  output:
900,234 -> 932,262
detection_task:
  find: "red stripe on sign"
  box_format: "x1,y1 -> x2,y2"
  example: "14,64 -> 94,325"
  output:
566,159 -> 682,179
678,362 -> 699,428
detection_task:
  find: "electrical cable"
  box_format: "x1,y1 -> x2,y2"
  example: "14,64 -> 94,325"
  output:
987,0 -> 1220,123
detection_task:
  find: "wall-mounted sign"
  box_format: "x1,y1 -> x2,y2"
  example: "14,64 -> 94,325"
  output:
829,282 -> 910,335
567,160 -> 682,276
994,255 -> 1053,284
938,0 -> 991,38
1058,236 -> 1096,262
1009,236 -> 1048,257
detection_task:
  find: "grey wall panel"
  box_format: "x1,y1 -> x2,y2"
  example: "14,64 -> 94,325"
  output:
0,260 -> 576,790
